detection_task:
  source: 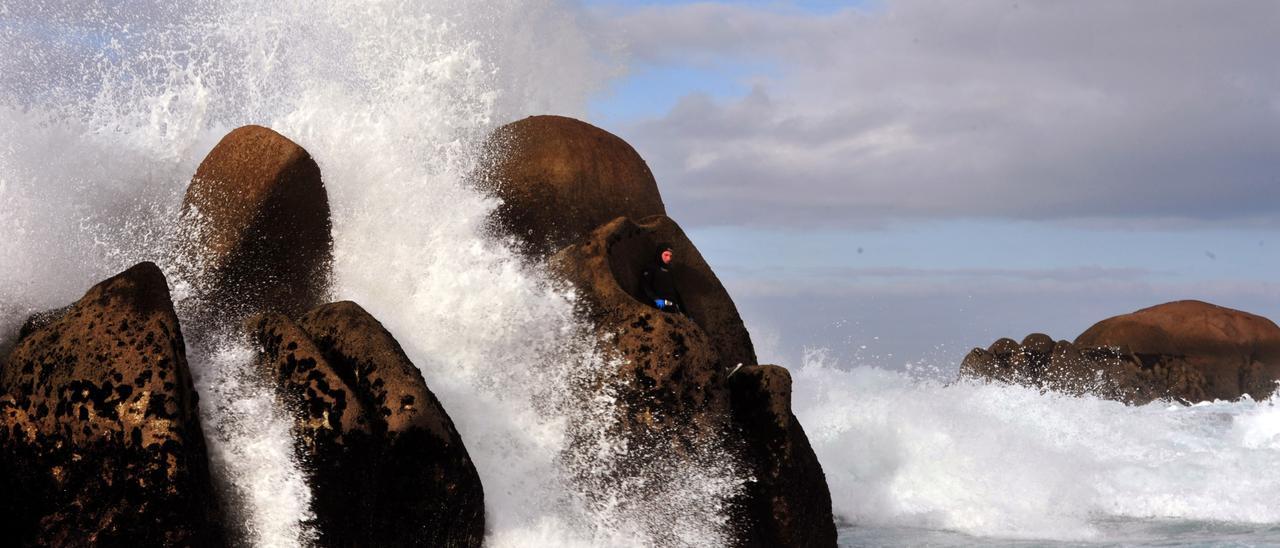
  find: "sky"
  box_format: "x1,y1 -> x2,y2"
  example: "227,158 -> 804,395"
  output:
2,0 -> 1275,372
578,0 -> 1280,369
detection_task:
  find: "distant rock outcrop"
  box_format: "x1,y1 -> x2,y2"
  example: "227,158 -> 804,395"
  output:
179,125 -> 332,320
0,263 -> 223,546
247,301 -> 483,547
478,115 -> 667,255
960,301 -> 1280,404
1075,300 -> 1280,401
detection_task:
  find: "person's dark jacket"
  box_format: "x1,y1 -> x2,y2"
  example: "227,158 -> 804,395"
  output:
642,258 -> 684,313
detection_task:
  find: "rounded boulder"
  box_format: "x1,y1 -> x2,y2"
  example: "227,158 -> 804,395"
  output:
179,125 -> 332,320
478,115 -> 667,254
1075,300 -> 1280,400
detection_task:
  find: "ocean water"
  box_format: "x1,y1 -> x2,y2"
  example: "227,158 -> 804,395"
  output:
796,350 -> 1280,547
3,1 -> 1280,547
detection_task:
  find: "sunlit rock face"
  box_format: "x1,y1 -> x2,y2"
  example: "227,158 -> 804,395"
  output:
0,262 -> 224,546
477,115 -> 667,255
487,114 -> 837,545
179,124 -> 333,322
1075,300 -> 1280,401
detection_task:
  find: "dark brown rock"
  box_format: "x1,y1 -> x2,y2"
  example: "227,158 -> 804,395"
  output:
478,115 -> 667,254
556,215 -> 756,370
0,262 -> 223,546
1020,333 -> 1055,366
1040,340 -> 1096,396
553,215 -> 833,546
959,347 -> 1003,381
247,302 -> 483,547
960,301 -> 1271,404
1075,300 -> 1280,401
14,306 -> 72,346
552,215 -> 753,437
179,125 -> 332,320
729,365 -> 837,548
989,337 -> 1020,361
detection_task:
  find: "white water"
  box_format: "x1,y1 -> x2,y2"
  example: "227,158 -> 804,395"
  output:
0,1 -> 735,546
794,349 -> 1280,546
5,1 -> 1280,547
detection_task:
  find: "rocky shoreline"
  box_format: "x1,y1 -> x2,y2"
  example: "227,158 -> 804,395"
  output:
0,117 -> 837,546
960,300 -> 1280,405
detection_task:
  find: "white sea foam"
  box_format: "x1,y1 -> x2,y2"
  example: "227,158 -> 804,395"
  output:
0,1 -> 734,546
794,349 -> 1280,543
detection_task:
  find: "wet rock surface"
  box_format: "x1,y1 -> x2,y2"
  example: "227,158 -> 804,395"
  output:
959,301 -> 1279,404
247,301 -> 483,547
553,215 -> 750,441
179,124 -> 333,321
553,215 -> 834,546
478,115 -> 667,255
0,262 -> 223,546
729,365 -> 837,548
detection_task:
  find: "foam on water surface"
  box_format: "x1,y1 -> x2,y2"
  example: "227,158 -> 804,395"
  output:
793,349 -> 1280,545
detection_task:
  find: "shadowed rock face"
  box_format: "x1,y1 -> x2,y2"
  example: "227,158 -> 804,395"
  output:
478,115 -> 667,255
959,299 -> 1280,404
481,115 -> 833,545
553,215 -> 754,437
960,335 -> 1214,404
1075,300 -> 1280,401
729,365 -> 837,548
179,124 -> 332,321
554,215 -> 834,547
0,262 -> 223,546
247,302 -> 483,548
597,215 -> 756,370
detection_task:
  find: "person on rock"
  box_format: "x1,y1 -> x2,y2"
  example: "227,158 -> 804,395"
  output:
642,243 -> 685,314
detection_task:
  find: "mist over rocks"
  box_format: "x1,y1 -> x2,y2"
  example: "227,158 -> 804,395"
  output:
960,300 -> 1280,404
246,302 -> 484,548
487,114 -> 835,546
477,115 -> 668,255
553,215 -> 737,439
0,262 -> 224,546
178,124 -> 333,322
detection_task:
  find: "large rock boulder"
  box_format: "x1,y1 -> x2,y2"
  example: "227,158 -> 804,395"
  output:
178,125 -> 332,320
960,334 -> 1214,404
557,215 -> 756,370
478,115 -> 667,254
959,300 -> 1279,404
728,365 -> 837,548
246,301 -> 483,547
553,215 -> 833,546
1075,300 -> 1280,401
552,216 -> 755,424
0,262 -> 223,546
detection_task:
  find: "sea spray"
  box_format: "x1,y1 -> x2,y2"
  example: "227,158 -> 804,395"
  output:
793,349 -> 1280,543
0,1 -> 737,545
191,338 -> 317,547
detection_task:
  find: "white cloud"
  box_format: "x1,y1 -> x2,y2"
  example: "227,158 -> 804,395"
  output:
592,1 -> 1280,228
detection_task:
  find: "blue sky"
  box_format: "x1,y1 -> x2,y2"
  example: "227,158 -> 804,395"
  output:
580,0 -> 1280,368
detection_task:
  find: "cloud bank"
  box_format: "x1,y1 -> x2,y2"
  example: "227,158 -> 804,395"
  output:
595,1 -> 1280,228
